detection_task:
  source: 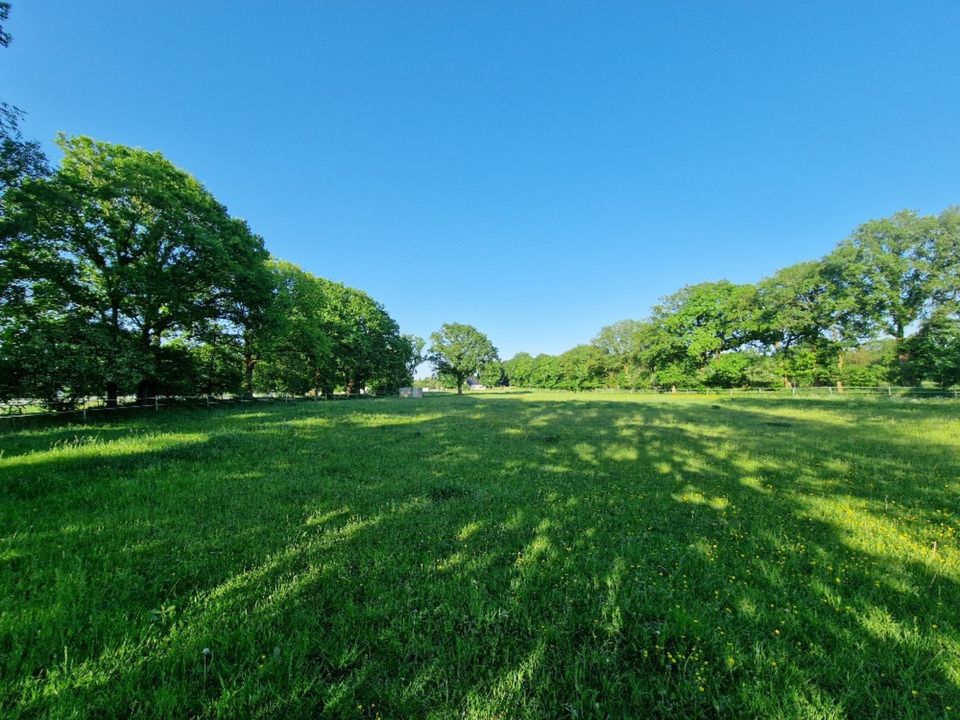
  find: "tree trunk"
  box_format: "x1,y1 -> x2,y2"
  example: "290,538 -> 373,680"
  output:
106,301 -> 121,408
457,378 -> 463,395
244,354 -> 256,397
894,332 -> 909,384
136,378 -> 150,405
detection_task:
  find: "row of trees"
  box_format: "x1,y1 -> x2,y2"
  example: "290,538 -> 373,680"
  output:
0,132 -> 417,405
503,208 -> 960,390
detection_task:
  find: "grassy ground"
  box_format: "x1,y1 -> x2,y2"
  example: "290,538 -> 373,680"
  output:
1,391 -> 958,719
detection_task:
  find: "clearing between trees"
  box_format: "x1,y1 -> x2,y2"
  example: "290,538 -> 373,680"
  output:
1,391 -> 958,718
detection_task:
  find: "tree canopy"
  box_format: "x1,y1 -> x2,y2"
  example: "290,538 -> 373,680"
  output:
0,137 -> 418,405
428,323 -> 499,395
503,206 -> 960,392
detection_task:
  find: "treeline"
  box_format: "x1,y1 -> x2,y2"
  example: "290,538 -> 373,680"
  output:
0,133 -> 419,406
503,208 -> 960,391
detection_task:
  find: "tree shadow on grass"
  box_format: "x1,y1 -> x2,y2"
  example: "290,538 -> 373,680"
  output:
1,395 -> 958,718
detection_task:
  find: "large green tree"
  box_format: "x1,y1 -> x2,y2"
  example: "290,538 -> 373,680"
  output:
429,323 -> 498,395
592,319 -> 654,388
645,281 -> 761,387
929,206 -> 960,311
253,262 -> 413,397
503,352 -> 535,387
825,210 -> 937,341
253,261 -> 334,396
1,136 -> 268,404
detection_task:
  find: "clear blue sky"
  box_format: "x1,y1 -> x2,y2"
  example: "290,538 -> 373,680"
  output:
3,1 -> 959,361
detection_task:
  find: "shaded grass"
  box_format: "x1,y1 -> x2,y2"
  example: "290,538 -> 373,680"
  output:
1,392 -> 959,718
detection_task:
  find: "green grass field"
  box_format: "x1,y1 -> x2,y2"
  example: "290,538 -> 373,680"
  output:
1,391 -> 958,719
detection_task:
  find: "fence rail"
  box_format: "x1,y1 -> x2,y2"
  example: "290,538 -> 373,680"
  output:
509,385 -> 960,399
0,392 -> 367,421
1,385 -> 957,422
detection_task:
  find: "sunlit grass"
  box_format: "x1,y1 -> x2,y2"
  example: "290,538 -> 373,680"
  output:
1,391 -> 958,718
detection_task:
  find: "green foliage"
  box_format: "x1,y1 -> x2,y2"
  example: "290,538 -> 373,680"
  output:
700,352 -> 753,388
1,138 -> 412,404
478,360 -> 506,387
649,281 -> 761,368
907,312 -> 960,387
1,136 -> 268,402
503,352 -> 535,387
655,362 -> 698,389
403,334 -> 426,379
0,103 -> 48,196
428,323 -> 499,394
825,210 -> 937,340
0,1 -> 11,48
511,208 -> 960,391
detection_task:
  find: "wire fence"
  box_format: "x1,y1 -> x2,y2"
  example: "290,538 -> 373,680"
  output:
0,391 -> 369,422
507,385 -> 960,399
1,385 -> 957,423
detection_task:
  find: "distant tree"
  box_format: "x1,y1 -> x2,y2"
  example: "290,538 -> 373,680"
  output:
592,319 -> 653,388
529,353 -> 563,389
429,323 -> 498,395
648,281 -> 761,373
403,334 -> 426,380
478,360 -> 505,387
556,345 -> 605,390
503,352 -> 535,387
254,262 -> 411,397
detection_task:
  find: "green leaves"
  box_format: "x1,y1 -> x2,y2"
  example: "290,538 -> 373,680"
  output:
252,261 -> 413,397
428,323 -> 499,394
0,136 -> 267,402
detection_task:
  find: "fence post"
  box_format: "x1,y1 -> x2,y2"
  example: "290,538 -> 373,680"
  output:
155,396 -> 159,411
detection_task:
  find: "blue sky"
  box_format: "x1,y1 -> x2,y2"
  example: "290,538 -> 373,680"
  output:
3,1 -> 960,361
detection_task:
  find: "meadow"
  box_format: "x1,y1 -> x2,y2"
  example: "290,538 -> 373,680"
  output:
1,391 -> 958,719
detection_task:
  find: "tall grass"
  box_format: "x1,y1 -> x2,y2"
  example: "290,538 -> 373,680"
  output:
1,392 -> 958,718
